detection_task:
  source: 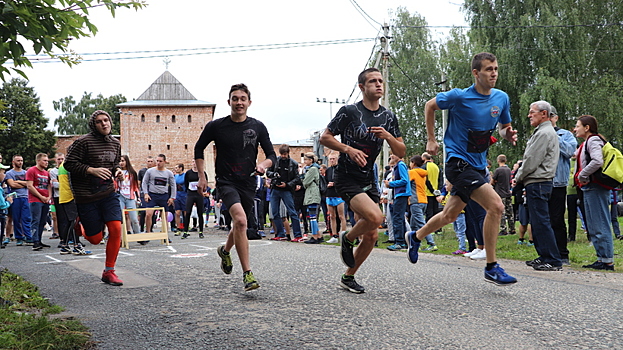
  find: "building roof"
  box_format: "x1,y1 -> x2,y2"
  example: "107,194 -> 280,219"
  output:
116,70 -> 215,107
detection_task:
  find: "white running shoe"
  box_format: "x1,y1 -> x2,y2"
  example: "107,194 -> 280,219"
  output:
326,237 -> 338,244
469,248 -> 487,260
464,248 -> 482,257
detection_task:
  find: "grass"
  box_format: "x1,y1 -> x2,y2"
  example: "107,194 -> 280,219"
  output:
0,268 -> 93,350
369,221 -> 623,271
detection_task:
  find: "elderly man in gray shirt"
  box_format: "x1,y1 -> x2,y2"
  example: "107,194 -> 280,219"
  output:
514,100 -> 562,271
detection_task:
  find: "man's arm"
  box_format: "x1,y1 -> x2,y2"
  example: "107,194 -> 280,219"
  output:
424,97 -> 441,155
26,180 -> 48,203
6,178 -> 26,189
320,129 -> 369,168
559,130 -> 578,159
498,123 -> 518,146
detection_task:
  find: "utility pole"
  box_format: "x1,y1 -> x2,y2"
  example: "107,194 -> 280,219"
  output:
380,23 -> 391,174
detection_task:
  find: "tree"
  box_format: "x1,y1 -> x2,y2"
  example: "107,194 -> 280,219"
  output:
53,92 -> 127,135
0,0 -> 146,81
0,78 -> 56,167
387,7 -> 442,157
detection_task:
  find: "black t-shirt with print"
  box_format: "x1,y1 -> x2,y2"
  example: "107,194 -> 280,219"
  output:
327,101 -> 401,184
195,115 -> 276,187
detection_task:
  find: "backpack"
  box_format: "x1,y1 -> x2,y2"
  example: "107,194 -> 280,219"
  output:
584,135 -> 623,190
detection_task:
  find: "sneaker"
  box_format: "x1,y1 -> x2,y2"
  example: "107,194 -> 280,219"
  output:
39,242 -> 51,248
304,237 -> 320,244
526,242 -> 534,247
484,264 -> 517,286
464,248 -> 482,257
50,233 -> 60,239
406,231 -> 420,264
217,246 -> 233,274
181,232 -> 190,239
72,245 -> 93,255
25,240 -> 34,246
326,236 -> 338,244
498,231 -> 508,236
469,249 -> 487,260
525,258 -> 542,267
101,270 -> 123,286
452,249 -> 467,255
138,240 -> 148,245
339,275 -> 365,294
173,231 -> 181,236
243,271 -> 260,291
59,245 -> 71,255
2,238 -> 9,245
317,236 -> 325,243
199,232 -> 204,239
291,237 -> 305,242
421,245 -> 438,252
386,244 -> 404,251
32,245 -> 43,251
16,240 -> 23,246
582,261 -> 615,271
516,240 -> 525,245
561,259 -> 571,266
259,231 -> 266,238
533,263 -> 562,271
340,231 -> 356,268
270,236 -> 287,241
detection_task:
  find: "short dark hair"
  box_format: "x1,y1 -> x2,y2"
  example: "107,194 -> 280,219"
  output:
358,67 -> 381,85
229,83 -> 251,100
158,153 -> 167,161
177,163 -> 184,171
410,155 -> 424,167
278,144 -> 290,155
471,52 -> 497,71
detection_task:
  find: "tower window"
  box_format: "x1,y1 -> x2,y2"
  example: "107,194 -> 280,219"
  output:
156,115 -> 161,123
172,115 -> 176,123
187,115 -> 192,123
141,115 -> 145,122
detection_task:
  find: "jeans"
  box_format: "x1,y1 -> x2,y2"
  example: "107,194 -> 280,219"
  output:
119,195 -> 141,234
582,184 -> 614,263
465,200 -> 485,250
392,196 -> 408,245
610,202 -> 620,237
270,189 -> 301,238
548,187 -> 569,259
10,197 -> 31,240
526,181 -> 562,265
453,213 -> 467,251
410,202 -> 434,245
387,203 -> 394,241
30,202 -> 50,245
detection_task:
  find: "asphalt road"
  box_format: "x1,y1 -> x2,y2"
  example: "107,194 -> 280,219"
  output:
1,227 -> 622,350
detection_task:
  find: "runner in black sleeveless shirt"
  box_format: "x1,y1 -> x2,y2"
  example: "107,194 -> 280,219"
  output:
194,83 -> 276,291
320,68 -> 406,293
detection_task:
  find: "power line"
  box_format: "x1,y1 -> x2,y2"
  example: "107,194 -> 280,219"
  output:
388,54 -> 429,96
348,0 -> 383,31
345,29 -> 382,104
17,38 -> 375,64
396,22 -> 623,29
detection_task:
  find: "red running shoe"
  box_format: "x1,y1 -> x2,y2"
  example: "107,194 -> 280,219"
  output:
291,237 -> 304,242
101,270 -> 123,286
269,236 -> 287,241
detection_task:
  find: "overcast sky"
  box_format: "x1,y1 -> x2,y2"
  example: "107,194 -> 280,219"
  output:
13,0 -> 467,143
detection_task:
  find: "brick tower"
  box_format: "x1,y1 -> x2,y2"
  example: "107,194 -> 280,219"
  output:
117,71 -> 216,185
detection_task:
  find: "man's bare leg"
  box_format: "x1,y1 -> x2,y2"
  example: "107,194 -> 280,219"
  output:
145,210 -> 154,232
469,185 -> 504,264
343,193 -> 383,274
226,203 -> 251,272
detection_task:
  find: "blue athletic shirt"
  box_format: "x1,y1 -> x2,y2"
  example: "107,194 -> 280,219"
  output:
436,84 -> 511,170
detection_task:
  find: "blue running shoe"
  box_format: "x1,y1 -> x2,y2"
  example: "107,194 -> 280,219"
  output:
386,244 -> 404,251
406,231 -> 420,264
484,264 -> 517,286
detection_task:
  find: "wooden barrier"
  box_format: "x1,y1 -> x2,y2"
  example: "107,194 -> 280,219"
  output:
121,207 -> 170,249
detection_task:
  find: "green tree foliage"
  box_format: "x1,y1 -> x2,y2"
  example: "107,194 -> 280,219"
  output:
464,0 -> 623,157
53,92 -> 127,135
0,0 -> 146,81
387,8 -> 442,157
0,78 -> 56,167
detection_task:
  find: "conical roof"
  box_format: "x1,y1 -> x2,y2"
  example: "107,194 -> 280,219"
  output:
137,71 -> 196,100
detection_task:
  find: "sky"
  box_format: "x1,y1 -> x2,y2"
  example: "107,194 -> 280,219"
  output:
12,0 -> 467,144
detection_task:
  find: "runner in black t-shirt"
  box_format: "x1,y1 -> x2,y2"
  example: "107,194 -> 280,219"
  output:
194,83 -> 276,291
320,68 -> 406,293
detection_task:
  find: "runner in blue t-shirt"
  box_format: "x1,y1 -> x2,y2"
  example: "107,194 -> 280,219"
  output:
406,52 -> 519,286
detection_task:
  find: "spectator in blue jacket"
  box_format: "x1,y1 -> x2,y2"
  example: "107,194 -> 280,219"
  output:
385,154 -> 411,250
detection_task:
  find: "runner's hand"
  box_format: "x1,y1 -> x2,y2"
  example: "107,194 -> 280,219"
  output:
426,140 -> 439,155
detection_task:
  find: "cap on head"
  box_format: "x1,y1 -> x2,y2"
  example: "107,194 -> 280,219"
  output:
89,110 -> 112,135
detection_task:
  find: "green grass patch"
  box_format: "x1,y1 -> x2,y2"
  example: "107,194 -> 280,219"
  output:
0,269 -> 93,350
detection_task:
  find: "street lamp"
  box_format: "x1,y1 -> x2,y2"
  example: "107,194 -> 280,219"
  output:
316,97 -> 346,119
